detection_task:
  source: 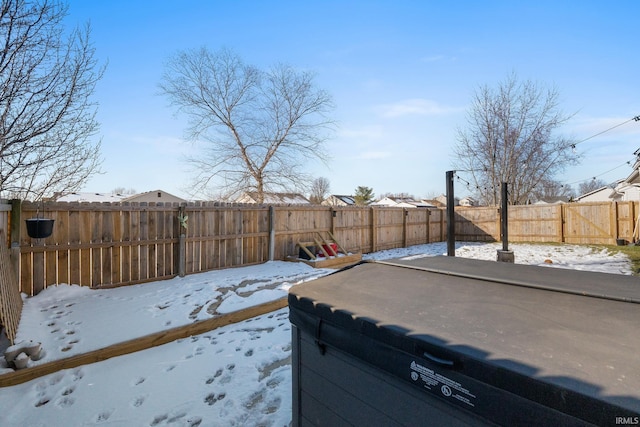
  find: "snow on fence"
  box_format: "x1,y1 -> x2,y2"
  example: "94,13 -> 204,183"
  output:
2,200 -> 637,296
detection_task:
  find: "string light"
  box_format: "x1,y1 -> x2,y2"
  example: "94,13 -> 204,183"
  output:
571,114 -> 640,148
562,160 -> 633,187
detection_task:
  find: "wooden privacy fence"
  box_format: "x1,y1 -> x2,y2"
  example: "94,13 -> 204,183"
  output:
455,201 -> 638,244
0,202 -> 10,248
7,201 -> 446,296
0,230 -> 22,345
3,200 -> 638,296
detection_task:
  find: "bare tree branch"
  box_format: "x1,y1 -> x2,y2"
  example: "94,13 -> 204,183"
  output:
0,0 -> 104,200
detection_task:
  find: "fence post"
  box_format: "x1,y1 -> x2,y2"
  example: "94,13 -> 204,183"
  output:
9,199 -> 21,283
370,207 -> 377,253
268,206 -> 275,261
633,202 -> 638,243
559,204 -> 565,243
426,209 -> 430,243
330,208 -> 336,237
402,208 -> 408,248
612,201 -> 619,242
178,205 -> 186,277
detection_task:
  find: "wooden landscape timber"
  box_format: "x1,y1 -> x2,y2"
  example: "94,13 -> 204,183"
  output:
288,252 -> 363,269
0,297 -> 288,388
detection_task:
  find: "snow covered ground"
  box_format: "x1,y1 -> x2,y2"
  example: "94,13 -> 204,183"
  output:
0,241 -> 634,426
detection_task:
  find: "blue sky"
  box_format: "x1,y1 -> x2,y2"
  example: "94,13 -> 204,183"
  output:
64,1 -> 640,200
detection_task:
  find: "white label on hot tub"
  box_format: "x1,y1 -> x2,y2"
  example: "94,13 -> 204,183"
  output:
410,361 -> 476,407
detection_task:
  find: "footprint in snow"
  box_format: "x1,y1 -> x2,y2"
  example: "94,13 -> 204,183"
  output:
264,396 -> 282,414
132,377 -> 146,386
49,373 -> 64,386
61,386 -> 75,396
35,396 -> 51,407
205,368 -> 223,385
95,408 -> 114,422
55,396 -> 75,408
71,368 -> 84,382
132,396 -> 146,408
204,393 -> 226,406
150,411 -> 190,426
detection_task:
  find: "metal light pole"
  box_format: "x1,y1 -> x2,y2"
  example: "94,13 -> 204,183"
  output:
497,182 -> 515,263
446,171 -> 455,256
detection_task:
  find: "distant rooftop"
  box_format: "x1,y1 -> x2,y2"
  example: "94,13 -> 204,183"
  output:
55,192 -> 129,202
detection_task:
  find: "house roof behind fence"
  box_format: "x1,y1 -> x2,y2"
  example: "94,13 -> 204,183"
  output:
237,192 -> 310,204
55,192 -> 129,202
322,195 -> 356,206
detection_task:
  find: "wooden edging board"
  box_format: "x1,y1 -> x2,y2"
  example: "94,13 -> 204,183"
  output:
286,253 -> 362,269
0,297 -> 288,388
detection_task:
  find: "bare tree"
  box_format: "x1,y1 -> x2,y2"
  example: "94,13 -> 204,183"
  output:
578,178 -> 608,197
309,177 -> 330,204
159,47 -> 335,203
454,73 -> 578,205
531,178 -> 575,203
111,187 -> 137,195
0,0 -> 104,200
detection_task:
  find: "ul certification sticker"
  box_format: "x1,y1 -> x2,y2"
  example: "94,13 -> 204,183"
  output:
441,385 -> 452,397
410,361 -> 476,407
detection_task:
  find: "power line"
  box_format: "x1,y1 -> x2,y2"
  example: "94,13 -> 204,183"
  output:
564,114 -> 640,185
562,160 -> 632,187
570,114 -> 640,149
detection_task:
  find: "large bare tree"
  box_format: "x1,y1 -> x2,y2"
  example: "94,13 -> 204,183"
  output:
454,73 -> 578,205
159,47 -> 334,202
0,0 -> 104,200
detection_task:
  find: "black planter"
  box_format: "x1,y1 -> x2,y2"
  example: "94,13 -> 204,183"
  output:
25,218 -> 55,239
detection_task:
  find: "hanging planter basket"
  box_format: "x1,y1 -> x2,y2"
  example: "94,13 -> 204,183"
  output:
25,218 -> 55,239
